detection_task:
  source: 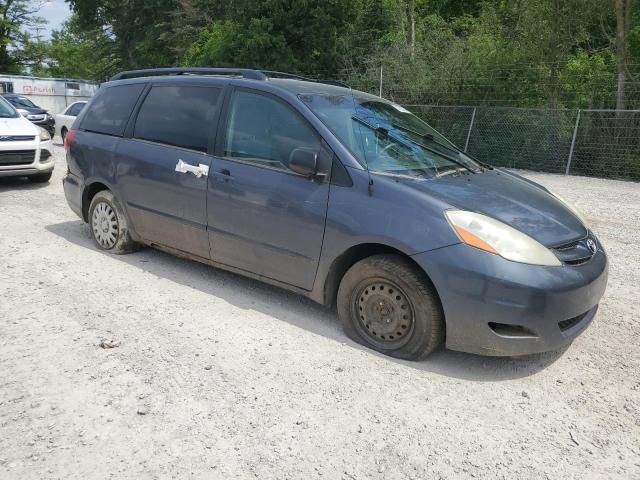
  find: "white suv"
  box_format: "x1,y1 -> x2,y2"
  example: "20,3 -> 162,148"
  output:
0,95 -> 54,182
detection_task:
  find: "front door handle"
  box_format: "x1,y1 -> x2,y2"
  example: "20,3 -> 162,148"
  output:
175,159 -> 209,178
213,168 -> 234,182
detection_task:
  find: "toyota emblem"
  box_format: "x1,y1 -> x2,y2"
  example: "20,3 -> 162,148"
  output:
586,238 -> 597,254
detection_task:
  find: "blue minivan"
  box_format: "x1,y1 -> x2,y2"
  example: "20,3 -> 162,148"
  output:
62,68 -> 608,360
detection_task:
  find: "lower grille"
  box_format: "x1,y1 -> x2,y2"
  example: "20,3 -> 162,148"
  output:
0,150 -> 36,166
558,311 -> 589,331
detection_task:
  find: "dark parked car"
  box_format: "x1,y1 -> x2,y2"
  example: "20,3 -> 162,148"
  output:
2,94 -> 55,136
62,68 -> 608,360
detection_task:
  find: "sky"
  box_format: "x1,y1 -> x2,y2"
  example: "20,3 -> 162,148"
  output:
38,0 -> 73,39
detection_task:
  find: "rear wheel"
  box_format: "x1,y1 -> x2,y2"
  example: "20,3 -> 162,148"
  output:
337,254 -> 444,360
88,190 -> 139,254
28,171 -> 52,183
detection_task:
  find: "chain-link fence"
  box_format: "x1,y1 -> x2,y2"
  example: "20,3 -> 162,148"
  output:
404,106 -> 640,180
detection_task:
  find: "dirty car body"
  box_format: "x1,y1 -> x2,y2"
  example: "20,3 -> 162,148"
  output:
62,68 -> 608,359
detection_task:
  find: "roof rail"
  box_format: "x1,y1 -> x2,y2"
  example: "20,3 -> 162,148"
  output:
109,67 -> 351,89
261,70 -> 351,89
317,79 -> 351,88
110,67 -> 268,81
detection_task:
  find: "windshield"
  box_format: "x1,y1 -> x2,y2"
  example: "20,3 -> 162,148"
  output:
300,93 -> 482,178
0,96 -> 19,118
10,96 -> 36,108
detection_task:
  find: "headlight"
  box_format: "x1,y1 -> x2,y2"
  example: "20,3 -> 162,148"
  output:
445,210 -> 561,266
39,128 -> 51,141
546,189 -> 588,227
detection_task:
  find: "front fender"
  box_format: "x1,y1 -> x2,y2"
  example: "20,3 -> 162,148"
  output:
310,167 -> 460,304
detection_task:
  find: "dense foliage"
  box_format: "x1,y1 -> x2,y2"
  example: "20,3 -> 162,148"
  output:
1,0 -> 640,108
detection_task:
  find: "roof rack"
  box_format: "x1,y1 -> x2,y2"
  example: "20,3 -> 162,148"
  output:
110,68 -> 268,81
109,67 -> 351,89
255,70 -> 351,88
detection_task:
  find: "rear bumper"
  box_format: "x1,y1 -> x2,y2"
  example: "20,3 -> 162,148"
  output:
62,171 -> 84,219
412,242 -> 608,356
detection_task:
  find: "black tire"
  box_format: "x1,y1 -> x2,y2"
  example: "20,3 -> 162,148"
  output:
28,171 -> 53,183
337,254 -> 444,360
88,190 -> 140,254
61,127 -> 67,143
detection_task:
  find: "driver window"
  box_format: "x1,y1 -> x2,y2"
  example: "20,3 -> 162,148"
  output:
224,90 -> 330,175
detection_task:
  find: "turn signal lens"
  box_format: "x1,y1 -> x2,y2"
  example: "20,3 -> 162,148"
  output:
452,225 -> 498,254
445,210 -> 562,266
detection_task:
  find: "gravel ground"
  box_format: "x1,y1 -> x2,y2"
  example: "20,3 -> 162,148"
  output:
1,146 -> 639,480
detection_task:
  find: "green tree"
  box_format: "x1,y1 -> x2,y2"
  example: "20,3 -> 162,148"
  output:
0,0 -> 46,72
187,0 -> 358,76
67,0 -> 179,71
46,15 -> 116,80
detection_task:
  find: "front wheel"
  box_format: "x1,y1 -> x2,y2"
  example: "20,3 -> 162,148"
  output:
88,190 -> 139,254
337,254 -> 444,360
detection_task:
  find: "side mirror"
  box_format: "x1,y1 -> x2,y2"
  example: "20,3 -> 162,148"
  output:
16,108 -> 29,117
289,147 -> 319,177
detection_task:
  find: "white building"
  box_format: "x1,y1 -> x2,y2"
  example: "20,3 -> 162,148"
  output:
0,75 -> 98,114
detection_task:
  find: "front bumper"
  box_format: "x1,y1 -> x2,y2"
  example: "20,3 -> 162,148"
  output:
0,139 -> 54,177
412,242 -> 608,356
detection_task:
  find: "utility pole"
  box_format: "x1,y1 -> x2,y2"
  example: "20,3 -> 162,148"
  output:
30,26 -> 46,43
29,26 -> 47,74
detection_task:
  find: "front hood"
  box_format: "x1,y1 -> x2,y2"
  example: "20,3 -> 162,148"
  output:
21,107 -> 47,114
402,169 -> 587,247
0,116 -> 40,136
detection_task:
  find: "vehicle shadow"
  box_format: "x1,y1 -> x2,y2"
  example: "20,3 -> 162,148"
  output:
0,176 -> 51,191
45,220 -> 568,382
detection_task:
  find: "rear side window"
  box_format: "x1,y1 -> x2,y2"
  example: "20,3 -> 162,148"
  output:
133,85 -> 221,152
66,102 -> 85,116
81,84 -> 144,136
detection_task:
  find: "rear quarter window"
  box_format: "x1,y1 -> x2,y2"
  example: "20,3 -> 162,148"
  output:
66,102 -> 85,117
80,84 -> 144,136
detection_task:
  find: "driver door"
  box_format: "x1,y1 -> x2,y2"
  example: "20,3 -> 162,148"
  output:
207,88 -> 332,290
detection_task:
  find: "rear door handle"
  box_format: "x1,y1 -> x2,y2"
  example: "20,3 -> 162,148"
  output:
175,159 -> 209,178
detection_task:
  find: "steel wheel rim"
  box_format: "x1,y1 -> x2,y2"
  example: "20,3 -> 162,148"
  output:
91,201 -> 118,249
353,278 -> 415,348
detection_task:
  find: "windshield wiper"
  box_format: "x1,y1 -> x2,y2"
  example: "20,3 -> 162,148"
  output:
353,115 -> 475,174
391,122 -> 491,170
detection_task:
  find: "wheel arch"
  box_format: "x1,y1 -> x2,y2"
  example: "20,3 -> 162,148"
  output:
320,243 -> 443,310
82,181 -> 110,222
